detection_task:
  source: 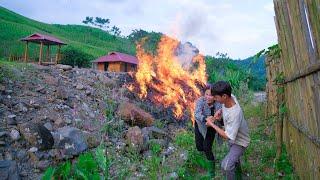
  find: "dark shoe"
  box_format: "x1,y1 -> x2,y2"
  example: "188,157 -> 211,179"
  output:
235,162 -> 243,180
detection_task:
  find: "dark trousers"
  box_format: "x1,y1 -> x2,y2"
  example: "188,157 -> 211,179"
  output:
221,143 -> 245,180
194,122 -> 216,161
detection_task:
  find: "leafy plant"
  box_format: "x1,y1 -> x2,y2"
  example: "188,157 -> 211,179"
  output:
60,47 -> 94,68
101,99 -> 123,136
105,99 -> 116,121
74,153 -> 100,180
55,161 -> 72,179
42,150 -> 107,180
149,142 -> 162,156
255,44 -> 281,60
144,156 -> 162,179
42,167 -> 55,180
274,72 -> 285,84
95,146 -> 110,178
174,131 -> 194,149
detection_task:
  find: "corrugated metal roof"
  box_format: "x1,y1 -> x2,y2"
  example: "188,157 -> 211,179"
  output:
93,52 -> 138,64
21,33 -> 66,45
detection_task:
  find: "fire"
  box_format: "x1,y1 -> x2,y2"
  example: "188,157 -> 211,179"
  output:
129,35 -> 207,123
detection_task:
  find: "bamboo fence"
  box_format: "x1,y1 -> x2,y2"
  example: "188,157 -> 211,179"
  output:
266,0 -> 320,178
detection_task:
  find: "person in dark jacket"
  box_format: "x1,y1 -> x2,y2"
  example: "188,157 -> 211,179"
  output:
194,83 -> 222,162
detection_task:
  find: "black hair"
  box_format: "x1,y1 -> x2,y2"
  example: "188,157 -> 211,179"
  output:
211,81 -> 232,97
205,83 -> 212,90
201,83 -> 212,95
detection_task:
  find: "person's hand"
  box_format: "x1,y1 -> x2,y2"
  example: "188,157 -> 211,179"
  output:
206,116 -> 214,122
213,109 -> 222,120
205,118 -> 214,127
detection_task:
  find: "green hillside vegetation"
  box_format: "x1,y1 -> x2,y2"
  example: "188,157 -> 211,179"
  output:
0,6 -> 266,91
0,6 -> 135,63
206,53 -> 266,93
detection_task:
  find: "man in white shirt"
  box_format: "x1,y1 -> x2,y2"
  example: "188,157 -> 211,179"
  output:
206,81 -> 250,180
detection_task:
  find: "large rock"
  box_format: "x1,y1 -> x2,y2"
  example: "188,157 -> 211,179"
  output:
126,126 -> 144,152
0,160 -> 19,180
7,114 -> 17,125
56,87 -> 69,100
142,126 -> 167,139
43,74 -> 58,86
14,102 -> 28,113
97,74 -> 117,87
10,129 -> 20,141
18,123 -> 54,150
117,102 -> 154,127
53,126 -> 88,156
83,131 -> 101,148
56,64 -> 72,71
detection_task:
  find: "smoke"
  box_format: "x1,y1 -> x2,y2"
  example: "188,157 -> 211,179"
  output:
181,11 -> 207,39
175,41 -> 200,69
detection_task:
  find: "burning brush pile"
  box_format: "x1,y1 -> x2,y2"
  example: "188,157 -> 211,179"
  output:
126,35 -> 207,123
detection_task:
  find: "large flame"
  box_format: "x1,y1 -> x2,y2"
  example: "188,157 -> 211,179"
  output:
129,35 -> 207,123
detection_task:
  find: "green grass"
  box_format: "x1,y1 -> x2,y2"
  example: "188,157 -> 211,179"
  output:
42,146 -> 107,180
241,103 -> 297,179
0,58 -> 35,82
174,130 -> 220,179
0,6 -> 135,60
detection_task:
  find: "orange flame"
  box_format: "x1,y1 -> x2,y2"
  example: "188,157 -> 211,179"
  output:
130,35 -> 207,123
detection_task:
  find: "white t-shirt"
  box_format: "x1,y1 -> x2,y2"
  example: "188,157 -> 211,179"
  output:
222,95 -> 250,147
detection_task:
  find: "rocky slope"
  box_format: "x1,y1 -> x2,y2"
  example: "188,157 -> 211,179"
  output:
0,63 -> 189,179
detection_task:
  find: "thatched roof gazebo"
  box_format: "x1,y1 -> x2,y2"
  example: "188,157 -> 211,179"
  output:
21,33 -> 67,65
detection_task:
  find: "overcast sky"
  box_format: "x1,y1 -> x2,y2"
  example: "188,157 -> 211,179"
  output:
0,0 -> 277,59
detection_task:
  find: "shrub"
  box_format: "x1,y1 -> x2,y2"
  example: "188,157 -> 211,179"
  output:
60,47 -> 94,68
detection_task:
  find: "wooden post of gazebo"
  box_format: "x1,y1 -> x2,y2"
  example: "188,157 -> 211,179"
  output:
46,45 -> 50,62
24,42 -> 29,63
39,42 -> 43,65
55,45 -> 61,64
20,33 -> 66,65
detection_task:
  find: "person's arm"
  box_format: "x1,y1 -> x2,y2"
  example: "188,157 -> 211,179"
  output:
214,102 -> 223,122
206,120 -> 228,139
194,98 -> 206,122
206,109 -> 242,140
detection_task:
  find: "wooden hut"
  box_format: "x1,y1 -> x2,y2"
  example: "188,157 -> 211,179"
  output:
92,52 -> 138,72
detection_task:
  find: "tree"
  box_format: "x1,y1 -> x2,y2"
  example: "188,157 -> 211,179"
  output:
82,16 -> 110,30
60,47 -> 94,68
94,17 -> 110,29
127,29 -> 162,55
82,16 -> 94,25
127,29 -> 149,42
110,26 -> 121,38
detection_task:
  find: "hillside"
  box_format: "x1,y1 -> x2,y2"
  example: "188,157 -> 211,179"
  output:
0,60 -> 295,179
0,6 -> 135,59
0,6 -> 266,91
234,56 -> 266,91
